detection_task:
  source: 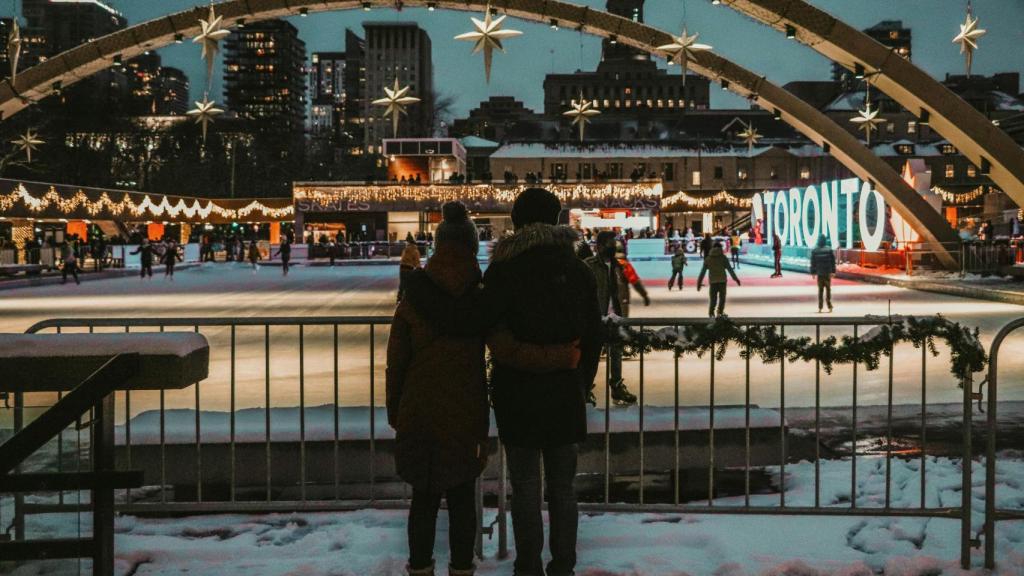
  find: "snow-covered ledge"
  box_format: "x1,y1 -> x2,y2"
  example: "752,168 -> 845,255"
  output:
1,333 -> 209,392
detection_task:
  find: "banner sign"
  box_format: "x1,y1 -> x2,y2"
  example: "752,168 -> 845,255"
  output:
752,178 -> 889,252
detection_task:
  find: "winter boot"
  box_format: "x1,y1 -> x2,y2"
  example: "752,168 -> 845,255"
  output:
448,563 -> 476,576
610,379 -> 637,406
407,562 -> 435,576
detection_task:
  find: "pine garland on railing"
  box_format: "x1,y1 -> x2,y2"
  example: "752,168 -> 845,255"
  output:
606,315 -> 986,382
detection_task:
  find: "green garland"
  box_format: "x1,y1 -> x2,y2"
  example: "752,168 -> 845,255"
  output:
606,315 -> 986,382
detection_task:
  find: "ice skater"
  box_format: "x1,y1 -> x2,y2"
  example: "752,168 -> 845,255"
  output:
697,242 -> 741,318
771,232 -> 783,278
60,242 -> 80,285
273,236 -> 292,276
131,238 -> 154,278
668,247 -> 687,290
161,239 -> 182,279
730,229 -> 742,269
247,240 -> 261,270
810,235 -> 837,312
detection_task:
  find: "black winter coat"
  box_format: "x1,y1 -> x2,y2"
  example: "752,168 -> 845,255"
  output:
404,224 -> 603,448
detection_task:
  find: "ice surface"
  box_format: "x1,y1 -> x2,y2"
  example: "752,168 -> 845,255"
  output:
115,405 -> 784,444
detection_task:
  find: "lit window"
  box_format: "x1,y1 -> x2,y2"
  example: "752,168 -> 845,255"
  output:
942,144 -> 956,155
800,166 -> 811,179
737,168 -> 748,180
945,164 -> 955,178
691,171 -> 701,186
908,121 -> 917,134
967,165 -> 977,177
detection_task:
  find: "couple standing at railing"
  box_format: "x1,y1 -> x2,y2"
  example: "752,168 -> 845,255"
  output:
387,188 -> 603,576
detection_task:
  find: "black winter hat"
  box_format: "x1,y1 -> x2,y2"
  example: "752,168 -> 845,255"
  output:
511,187 -> 561,228
435,201 -> 479,254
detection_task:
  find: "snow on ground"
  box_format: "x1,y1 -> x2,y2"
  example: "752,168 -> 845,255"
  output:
6,457 -> 1023,575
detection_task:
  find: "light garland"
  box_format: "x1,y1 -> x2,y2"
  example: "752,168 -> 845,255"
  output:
661,190 -> 753,212
0,183 -> 293,221
294,182 -> 664,211
931,185 -> 998,205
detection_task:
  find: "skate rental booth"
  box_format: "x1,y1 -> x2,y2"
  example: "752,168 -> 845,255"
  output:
0,178 -> 293,269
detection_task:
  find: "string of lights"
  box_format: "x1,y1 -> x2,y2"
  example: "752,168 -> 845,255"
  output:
0,183 -> 293,221
293,182 -> 664,209
661,190 -> 754,211
931,185 -> 998,205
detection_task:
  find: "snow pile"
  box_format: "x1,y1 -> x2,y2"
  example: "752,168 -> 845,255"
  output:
4,457 -> 1023,575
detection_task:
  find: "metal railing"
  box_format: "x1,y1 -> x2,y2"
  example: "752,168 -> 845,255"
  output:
983,317 -> 1024,570
14,314 -> 988,568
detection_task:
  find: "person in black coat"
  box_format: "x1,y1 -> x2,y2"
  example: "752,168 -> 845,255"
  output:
131,238 -> 155,278
403,188 -> 602,576
273,236 -> 292,276
161,239 -> 182,278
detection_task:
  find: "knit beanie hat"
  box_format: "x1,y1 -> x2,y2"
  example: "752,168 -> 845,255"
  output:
435,201 -> 479,254
511,187 -> 561,228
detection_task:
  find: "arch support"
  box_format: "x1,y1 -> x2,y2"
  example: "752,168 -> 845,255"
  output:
0,0 -> 960,267
720,0 -> 1024,214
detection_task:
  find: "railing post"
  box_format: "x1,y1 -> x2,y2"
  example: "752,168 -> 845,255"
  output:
93,391 -> 115,576
497,440 -> 508,559
961,373 -> 973,570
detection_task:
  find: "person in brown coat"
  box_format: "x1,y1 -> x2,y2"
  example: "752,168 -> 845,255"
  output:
386,202 -> 579,576
398,233 -> 422,301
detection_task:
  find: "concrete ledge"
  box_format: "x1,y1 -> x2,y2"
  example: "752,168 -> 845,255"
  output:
835,269 -> 1024,307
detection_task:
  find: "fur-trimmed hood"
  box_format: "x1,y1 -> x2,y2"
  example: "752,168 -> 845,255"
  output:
491,223 -> 579,263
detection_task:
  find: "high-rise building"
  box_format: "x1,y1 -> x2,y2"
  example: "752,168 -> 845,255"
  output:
22,0 -> 127,55
362,22 -> 433,152
342,29 -> 367,148
224,19 -> 307,133
157,67 -> 190,116
309,51 -> 346,139
125,51 -> 161,114
21,0 -> 128,102
832,21 -> 911,85
542,0 -> 710,119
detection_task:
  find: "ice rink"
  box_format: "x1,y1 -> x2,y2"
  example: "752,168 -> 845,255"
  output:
3,259 -> 1022,417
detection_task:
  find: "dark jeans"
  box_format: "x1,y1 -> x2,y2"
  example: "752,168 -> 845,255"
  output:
61,263 -> 79,284
140,263 -> 152,278
773,252 -> 782,276
608,344 -> 623,384
731,248 -> 740,268
507,443 -> 579,576
281,256 -> 290,275
817,275 -> 832,309
408,479 -> 477,572
708,282 -> 727,317
668,269 -> 683,289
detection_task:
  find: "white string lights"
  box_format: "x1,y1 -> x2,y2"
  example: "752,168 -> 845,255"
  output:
661,190 -> 753,211
0,183 -> 293,221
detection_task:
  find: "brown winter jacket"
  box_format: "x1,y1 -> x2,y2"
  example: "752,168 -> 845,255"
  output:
386,243 -> 580,493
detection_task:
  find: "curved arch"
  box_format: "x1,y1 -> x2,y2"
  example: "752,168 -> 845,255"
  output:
719,0 -> 1024,216
0,0 -> 959,267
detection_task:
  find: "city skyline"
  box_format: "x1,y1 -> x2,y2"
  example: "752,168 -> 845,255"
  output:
2,0 -> 1022,117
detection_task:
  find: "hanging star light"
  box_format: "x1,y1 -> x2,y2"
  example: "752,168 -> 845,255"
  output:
656,28 -> 712,86
11,129 -> 43,163
453,8 -> 523,84
372,78 -> 421,137
563,92 -> 601,142
850,101 -> 884,146
187,95 -> 224,142
952,3 -> 986,77
193,4 -> 231,81
737,123 -> 762,154
6,18 -> 21,83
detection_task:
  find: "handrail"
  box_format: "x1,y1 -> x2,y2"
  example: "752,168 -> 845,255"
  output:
24,315 -> 903,335
983,316 -> 1024,569
0,354 -> 138,475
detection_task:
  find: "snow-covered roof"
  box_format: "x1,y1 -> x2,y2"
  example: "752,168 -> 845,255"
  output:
490,143 -> 824,160
459,135 -> 500,148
